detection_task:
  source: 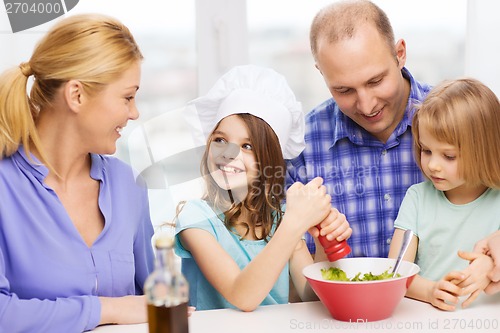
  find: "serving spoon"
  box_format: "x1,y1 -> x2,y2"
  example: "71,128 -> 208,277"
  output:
391,229 -> 413,276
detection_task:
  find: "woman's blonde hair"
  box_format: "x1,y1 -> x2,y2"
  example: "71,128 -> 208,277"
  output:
412,78 -> 500,188
0,13 -> 143,165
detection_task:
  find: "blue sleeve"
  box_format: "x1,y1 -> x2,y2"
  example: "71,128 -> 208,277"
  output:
174,200 -> 220,258
133,185 -> 155,294
0,250 -> 101,332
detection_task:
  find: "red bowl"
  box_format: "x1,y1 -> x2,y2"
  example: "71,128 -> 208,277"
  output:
303,257 -> 420,322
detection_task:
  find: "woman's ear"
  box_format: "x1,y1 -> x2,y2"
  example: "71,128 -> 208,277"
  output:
64,80 -> 84,113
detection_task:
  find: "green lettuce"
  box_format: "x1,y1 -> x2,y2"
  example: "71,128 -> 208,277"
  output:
321,267 -> 400,282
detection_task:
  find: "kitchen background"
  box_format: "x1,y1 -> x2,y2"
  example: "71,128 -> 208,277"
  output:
1,0 -> 497,227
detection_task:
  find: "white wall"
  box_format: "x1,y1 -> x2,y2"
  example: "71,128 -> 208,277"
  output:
195,0 -> 248,95
465,0 -> 500,96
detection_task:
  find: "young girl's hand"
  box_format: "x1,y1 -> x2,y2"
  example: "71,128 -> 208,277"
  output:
427,271 -> 465,311
456,251 -> 494,307
308,208 -> 352,242
285,177 -> 332,231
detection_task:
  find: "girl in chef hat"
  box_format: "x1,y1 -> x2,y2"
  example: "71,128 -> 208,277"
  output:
174,65 -> 351,311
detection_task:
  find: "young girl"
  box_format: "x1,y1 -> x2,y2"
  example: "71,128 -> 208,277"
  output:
174,65 -> 352,311
388,78 -> 500,311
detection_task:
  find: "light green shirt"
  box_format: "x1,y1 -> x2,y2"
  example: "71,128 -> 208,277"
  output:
394,181 -> 500,281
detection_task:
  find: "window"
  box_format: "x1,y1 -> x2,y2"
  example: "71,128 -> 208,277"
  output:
0,0 -> 472,226
246,0 -> 467,112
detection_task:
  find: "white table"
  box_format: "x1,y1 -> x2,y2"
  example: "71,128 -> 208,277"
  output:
94,293 -> 500,333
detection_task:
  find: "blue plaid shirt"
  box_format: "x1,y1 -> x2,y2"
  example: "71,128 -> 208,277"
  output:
287,68 -> 431,257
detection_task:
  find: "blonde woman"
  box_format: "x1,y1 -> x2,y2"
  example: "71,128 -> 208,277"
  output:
0,14 -> 154,331
388,78 -> 500,311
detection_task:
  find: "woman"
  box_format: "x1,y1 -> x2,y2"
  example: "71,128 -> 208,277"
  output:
0,14 -> 154,332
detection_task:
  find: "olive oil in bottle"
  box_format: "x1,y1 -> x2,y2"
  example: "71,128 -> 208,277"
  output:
144,236 -> 189,333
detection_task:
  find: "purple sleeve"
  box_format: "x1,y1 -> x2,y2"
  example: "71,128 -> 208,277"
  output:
0,255 -> 101,332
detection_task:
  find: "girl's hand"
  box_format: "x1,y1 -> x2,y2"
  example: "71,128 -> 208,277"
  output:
285,177 -> 332,230
427,271 -> 465,311
188,306 -> 196,317
308,208 -> 352,242
457,251 -> 494,306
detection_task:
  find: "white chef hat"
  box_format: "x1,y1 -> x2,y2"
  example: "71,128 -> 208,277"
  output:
184,64 -> 305,159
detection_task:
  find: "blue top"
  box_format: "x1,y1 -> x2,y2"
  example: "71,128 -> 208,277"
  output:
395,181 -> 500,281
174,199 -> 288,310
0,147 -> 154,333
287,68 -> 432,257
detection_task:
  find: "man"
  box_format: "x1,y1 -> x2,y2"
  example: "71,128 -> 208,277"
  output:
287,0 -> 432,257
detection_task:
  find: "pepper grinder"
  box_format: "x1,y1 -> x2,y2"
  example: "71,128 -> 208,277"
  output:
317,225 -> 351,261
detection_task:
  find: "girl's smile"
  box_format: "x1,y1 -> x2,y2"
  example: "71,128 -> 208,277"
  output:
207,115 -> 259,194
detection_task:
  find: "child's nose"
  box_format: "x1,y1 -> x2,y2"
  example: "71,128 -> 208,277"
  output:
427,156 -> 440,171
222,142 -> 241,160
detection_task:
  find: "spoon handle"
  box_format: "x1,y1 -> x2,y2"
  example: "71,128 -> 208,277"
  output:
392,229 -> 413,275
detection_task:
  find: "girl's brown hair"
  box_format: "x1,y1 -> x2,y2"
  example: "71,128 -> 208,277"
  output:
0,14 -> 143,166
201,114 -> 286,241
412,78 -> 500,188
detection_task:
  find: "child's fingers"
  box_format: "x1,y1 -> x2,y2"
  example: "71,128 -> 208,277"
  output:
306,177 -> 324,189
458,250 -> 481,262
432,288 -> 458,311
433,298 -> 457,311
337,227 -> 353,241
317,209 -> 349,239
444,271 -> 467,287
187,306 -> 196,317
461,290 -> 481,308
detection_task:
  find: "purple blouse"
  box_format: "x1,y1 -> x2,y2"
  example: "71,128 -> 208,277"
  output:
0,147 -> 154,332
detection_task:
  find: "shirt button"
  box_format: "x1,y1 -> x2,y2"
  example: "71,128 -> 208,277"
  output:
384,193 -> 391,201
386,238 -> 392,244
381,149 -> 387,155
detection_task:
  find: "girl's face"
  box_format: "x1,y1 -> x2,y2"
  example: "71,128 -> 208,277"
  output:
418,125 -> 466,195
207,115 -> 259,194
79,61 -> 141,155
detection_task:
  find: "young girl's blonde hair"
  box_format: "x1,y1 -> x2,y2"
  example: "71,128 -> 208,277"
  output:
0,14 -> 143,167
412,78 -> 500,188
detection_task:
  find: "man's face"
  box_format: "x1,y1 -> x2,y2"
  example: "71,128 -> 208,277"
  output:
315,24 -> 409,143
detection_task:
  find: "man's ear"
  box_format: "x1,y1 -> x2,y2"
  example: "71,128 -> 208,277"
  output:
394,38 -> 407,70
64,80 -> 84,113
